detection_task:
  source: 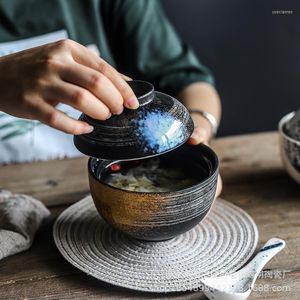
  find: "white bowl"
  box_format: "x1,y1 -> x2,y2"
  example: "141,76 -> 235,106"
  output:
278,111 -> 300,184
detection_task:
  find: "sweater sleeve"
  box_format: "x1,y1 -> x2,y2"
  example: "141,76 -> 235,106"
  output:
102,0 -> 215,97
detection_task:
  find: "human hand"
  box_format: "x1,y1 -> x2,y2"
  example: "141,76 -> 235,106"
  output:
188,113 -> 223,199
188,111 -> 213,145
0,39 -> 139,134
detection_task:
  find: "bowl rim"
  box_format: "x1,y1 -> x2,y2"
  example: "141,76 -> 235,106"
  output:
88,143 -> 219,195
278,111 -> 300,145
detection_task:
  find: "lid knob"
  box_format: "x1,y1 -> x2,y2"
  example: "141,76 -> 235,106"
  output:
127,80 -> 154,106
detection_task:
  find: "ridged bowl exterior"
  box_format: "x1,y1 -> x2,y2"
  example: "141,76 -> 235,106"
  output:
88,144 -> 219,241
279,112 -> 300,184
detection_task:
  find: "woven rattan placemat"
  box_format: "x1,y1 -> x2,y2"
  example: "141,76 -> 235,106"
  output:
53,196 -> 258,293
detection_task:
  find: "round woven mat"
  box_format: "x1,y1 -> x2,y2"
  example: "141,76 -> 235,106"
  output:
53,196 -> 258,293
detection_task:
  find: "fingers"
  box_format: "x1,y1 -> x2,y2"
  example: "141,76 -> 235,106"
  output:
215,174 -> 223,199
43,80 -> 112,120
65,40 -> 139,109
100,66 -> 139,109
188,127 -> 209,145
31,102 -> 94,134
187,123 -> 222,199
59,62 -> 124,115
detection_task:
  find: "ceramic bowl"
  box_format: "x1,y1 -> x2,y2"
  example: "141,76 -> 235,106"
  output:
74,80 -> 194,161
279,111 -> 300,184
88,143 -> 219,241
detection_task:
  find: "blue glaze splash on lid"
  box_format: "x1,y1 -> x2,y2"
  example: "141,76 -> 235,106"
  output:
134,110 -> 185,153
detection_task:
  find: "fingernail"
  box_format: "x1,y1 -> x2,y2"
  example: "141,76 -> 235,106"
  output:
83,125 -> 94,134
114,107 -> 124,115
123,75 -> 132,81
126,97 -> 139,109
106,112 -> 112,119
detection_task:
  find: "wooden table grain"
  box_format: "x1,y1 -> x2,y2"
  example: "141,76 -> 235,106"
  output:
0,132 -> 299,299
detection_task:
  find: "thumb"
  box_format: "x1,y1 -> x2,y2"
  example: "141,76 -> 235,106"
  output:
188,127 -> 209,145
215,174 -> 223,199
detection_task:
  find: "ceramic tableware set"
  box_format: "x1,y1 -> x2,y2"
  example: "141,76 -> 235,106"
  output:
54,80 -> 285,299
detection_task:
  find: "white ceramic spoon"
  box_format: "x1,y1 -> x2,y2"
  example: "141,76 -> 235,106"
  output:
201,238 -> 286,300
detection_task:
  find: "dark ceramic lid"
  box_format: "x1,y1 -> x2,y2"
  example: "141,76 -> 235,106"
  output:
73,80 -> 194,160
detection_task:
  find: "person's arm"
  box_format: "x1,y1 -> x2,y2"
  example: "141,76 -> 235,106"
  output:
103,0 -> 215,92
177,82 -> 221,144
178,82 -> 222,198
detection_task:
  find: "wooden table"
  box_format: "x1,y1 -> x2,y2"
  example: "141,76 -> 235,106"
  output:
0,132 -> 299,299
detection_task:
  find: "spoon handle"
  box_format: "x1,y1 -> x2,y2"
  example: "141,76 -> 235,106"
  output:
243,238 -> 286,280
